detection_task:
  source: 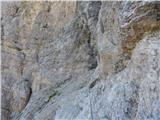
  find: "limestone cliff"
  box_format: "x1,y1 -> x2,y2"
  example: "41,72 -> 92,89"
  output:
1,1 -> 160,120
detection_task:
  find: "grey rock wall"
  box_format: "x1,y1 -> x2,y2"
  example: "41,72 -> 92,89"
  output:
1,1 -> 160,120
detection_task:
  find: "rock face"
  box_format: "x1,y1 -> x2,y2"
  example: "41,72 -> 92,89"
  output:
1,1 -> 160,120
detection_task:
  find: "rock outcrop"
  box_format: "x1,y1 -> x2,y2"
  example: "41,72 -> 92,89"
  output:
1,1 -> 160,120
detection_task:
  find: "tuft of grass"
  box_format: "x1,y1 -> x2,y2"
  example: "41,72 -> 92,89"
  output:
16,28 -> 21,34
47,90 -> 60,102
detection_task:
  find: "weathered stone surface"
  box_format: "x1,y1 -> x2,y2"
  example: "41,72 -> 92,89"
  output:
1,1 -> 160,120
